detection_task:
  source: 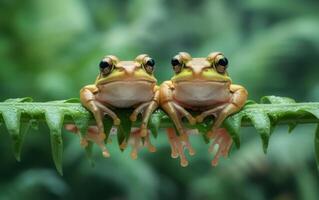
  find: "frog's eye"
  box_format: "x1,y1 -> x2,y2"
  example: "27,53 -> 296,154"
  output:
214,56 -> 228,74
99,58 -> 114,76
143,57 -> 155,74
171,57 -> 183,73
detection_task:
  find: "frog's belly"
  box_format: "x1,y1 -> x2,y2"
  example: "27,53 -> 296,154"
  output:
173,82 -> 232,107
95,81 -> 154,108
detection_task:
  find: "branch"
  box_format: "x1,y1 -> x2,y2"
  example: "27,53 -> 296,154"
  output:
0,96 -> 319,174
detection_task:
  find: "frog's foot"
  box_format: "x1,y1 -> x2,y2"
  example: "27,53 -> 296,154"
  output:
130,103 -> 151,137
208,128 -> 232,167
87,128 -> 110,158
172,102 -> 196,125
126,128 -> 156,160
130,102 -> 150,122
166,128 -> 195,167
65,124 -> 79,134
65,124 -> 110,158
119,140 -> 128,151
195,105 -> 225,123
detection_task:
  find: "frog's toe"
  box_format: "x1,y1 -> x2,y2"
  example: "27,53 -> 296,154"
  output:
80,138 -> 88,147
195,115 -> 204,123
171,151 -> 179,158
211,153 -> 221,166
129,114 -> 137,122
64,124 -> 78,133
140,128 -> 148,137
102,149 -> 111,158
130,150 -> 138,160
98,132 -> 106,141
188,145 -> 196,156
167,135 -> 179,158
114,118 -> 121,126
148,145 -> 157,153
180,159 -> 189,167
119,141 -> 127,150
188,116 -> 196,125
144,133 -> 157,152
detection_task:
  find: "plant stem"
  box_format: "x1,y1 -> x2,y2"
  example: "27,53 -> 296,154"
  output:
0,102 -> 319,127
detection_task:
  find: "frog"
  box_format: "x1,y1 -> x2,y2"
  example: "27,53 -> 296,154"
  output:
159,52 -> 248,167
68,54 -> 159,159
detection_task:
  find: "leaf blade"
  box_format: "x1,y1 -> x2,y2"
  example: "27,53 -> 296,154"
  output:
44,108 -> 64,175
223,114 -> 242,149
246,111 -> 271,153
261,96 -> 296,104
315,124 -> 319,172
0,107 -> 24,161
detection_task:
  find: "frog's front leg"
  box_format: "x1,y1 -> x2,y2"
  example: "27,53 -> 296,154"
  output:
130,86 -> 160,137
160,81 -> 196,132
80,84 -> 121,156
160,81 -> 196,166
197,84 -> 248,166
210,84 -> 248,132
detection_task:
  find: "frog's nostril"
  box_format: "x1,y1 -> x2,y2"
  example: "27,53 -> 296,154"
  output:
124,66 -> 136,75
192,67 -> 203,76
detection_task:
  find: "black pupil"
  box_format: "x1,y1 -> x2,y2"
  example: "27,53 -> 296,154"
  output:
218,58 -> 228,66
171,58 -> 180,66
99,61 -> 110,69
147,58 -> 155,66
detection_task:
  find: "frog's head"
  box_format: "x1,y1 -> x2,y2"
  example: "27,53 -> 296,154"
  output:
170,52 -> 232,83
95,54 -> 157,85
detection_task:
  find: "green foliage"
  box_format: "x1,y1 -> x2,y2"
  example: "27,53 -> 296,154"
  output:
315,124 -> 319,171
224,96 -> 319,152
0,96 -> 319,175
1,0 -> 319,199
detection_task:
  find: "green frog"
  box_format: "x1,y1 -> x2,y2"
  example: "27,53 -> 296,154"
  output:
159,52 -> 248,167
67,54 -> 159,159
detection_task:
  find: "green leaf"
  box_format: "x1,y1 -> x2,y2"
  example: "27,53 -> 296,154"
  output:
4,97 -> 33,103
196,117 -> 214,144
84,141 -> 95,167
244,100 -> 257,105
246,111 -> 271,153
116,109 -> 132,149
261,95 -> 296,104
223,114 -> 242,149
304,108 -> 319,119
315,124 -> 319,172
103,116 -> 113,141
0,107 -> 24,161
288,122 -> 298,133
17,122 -> 31,160
303,108 -> 319,172
72,113 -> 89,139
63,98 -> 81,103
30,119 -> 39,130
44,108 -> 64,175
1,96 -> 319,174
149,111 -> 161,138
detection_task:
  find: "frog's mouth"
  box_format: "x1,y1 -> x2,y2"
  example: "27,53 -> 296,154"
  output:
174,80 -> 230,84
97,78 -> 156,85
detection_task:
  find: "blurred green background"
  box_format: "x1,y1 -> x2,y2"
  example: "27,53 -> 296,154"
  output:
1,0 -> 319,199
